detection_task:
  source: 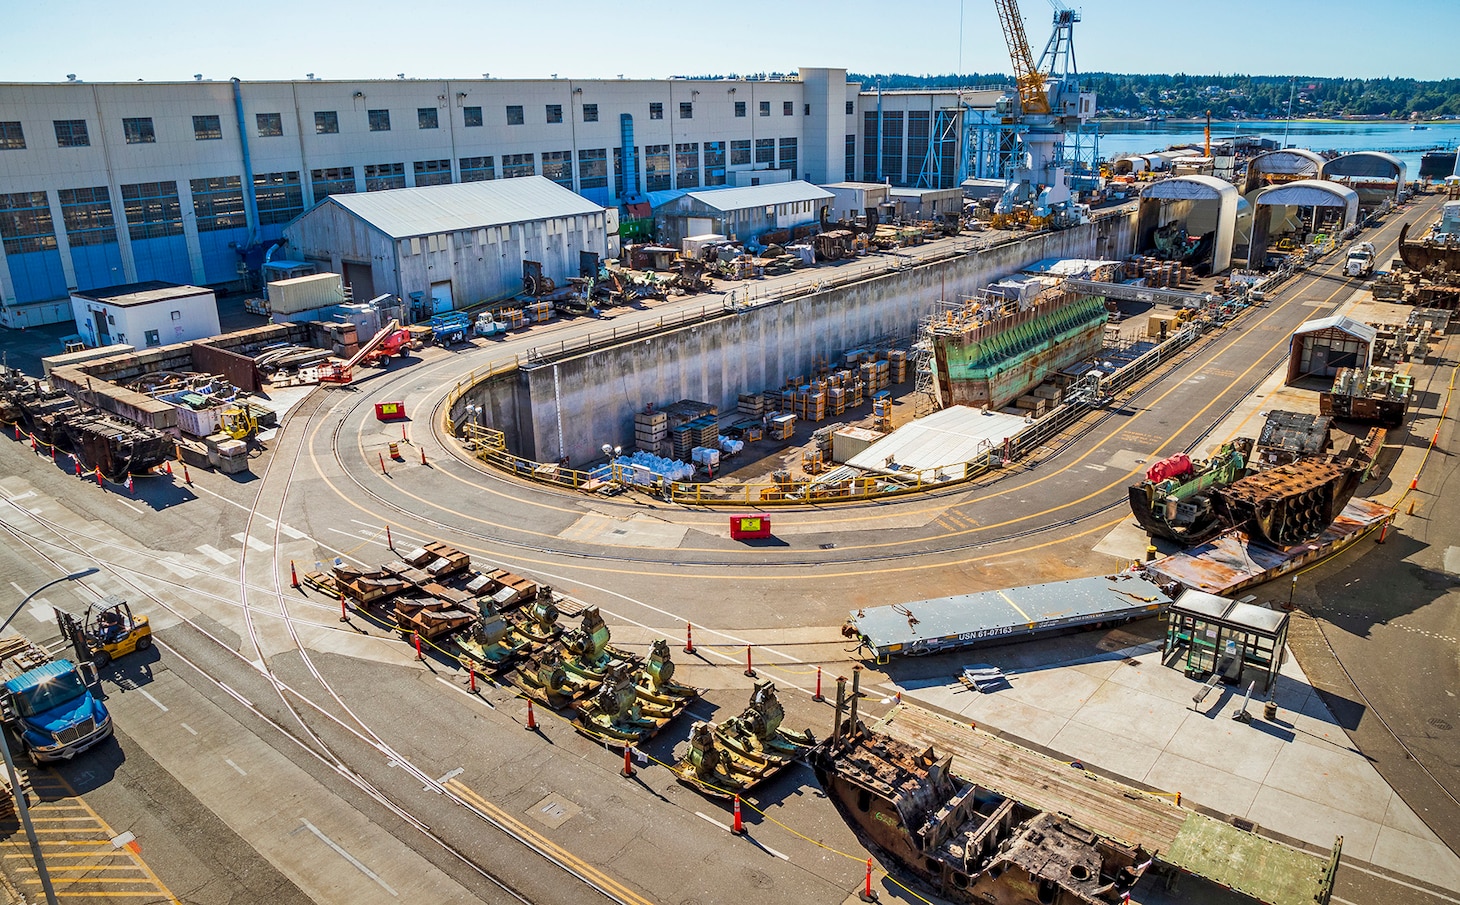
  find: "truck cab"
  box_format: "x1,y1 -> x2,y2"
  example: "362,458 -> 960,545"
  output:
1345,242 -> 1375,278
1,658 -> 112,766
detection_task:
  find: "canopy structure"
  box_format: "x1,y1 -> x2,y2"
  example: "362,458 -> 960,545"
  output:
1242,148 -> 1326,195
1249,179 -> 1359,266
1137,175 -> 1239,273
1321,151 -> 1407,205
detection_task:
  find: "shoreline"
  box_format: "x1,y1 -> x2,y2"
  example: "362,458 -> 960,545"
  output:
1096,117 -> 1452,126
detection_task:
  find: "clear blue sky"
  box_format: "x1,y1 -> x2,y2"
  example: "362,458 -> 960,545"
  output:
2,0 -> 1453,83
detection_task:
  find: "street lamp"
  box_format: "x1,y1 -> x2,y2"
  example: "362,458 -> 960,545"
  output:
2,566 -> 98,905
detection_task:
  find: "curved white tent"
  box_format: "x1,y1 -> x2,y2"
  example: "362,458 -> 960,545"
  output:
1243,148 -> 1326,194
1255,179 -> 1360,226
1321,152 -> 1407,203
1139,175 -> 1240,273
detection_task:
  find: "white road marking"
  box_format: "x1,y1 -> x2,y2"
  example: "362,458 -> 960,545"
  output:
435,767 -> 463,785
25,597 -> 52,625
180,723 -> 198,736
8,582 -> 23,595
696,811 -> 728,831
328,527 -> 387,548
298,819 -> 398,897
117,499 -> 144,515
692,812 -> 789,859
224,758 -> 246,776
138,689 -> 169,712
434,675 -> 495,709
279,524 -> 306,540
195,544 -> 234,565
110,831 -> 135,848
5,491 -> 36,503
231,532 -> 273,553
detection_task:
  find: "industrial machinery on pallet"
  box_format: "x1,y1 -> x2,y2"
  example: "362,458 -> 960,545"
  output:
673,681 -> 814,797
1127,440 -> 1253,546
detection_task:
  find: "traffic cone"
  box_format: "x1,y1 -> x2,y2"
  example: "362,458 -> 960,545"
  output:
96,469 -> 103,487
731,795 -> 745,834
420,446 -> 427,465
525,699 -> 537,730
290,560 -> 300,588
164,460 -> 172,476
126,475 -> 134,494
182,462 -> 192,485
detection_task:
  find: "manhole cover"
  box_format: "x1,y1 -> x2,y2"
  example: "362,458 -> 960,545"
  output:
1429,718 -> 1453,731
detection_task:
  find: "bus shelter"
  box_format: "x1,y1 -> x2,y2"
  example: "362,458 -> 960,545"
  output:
1162,590 -> 1288,692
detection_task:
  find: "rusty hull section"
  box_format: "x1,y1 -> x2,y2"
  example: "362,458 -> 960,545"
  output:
813,727 -> 1150,904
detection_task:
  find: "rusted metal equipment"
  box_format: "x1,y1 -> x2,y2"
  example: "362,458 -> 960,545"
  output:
1128,440 -> 1252,546
0,367 -> 171,480
673,681 -> 814,797
574,663 -> 688,744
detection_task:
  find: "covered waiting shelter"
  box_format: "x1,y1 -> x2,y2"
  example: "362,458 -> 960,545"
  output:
1249,180 -> 1359,266
1242,148 -> 1327,195
1137,175 -> 1239,274
1321,151 -> 1407,207
1162,590 -> 1289,693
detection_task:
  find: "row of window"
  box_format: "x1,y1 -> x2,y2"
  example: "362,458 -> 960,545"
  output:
0,137 -> 806,255
0,173 -> 305,255
0,98 -> 851,149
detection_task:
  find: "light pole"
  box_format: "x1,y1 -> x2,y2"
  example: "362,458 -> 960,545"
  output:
1282,77 -> 1297,148
2,566 -> 98,905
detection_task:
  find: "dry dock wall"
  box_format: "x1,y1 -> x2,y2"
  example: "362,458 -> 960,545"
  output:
460,211 -> 1136,464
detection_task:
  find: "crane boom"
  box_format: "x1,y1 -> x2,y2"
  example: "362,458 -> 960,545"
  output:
993,0 -> 1051,116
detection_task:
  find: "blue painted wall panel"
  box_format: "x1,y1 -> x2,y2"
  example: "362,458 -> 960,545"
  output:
5,250 -> 68,303
129,236 -> 192,284
196,227 -> 249,284
69,243 -> 126,292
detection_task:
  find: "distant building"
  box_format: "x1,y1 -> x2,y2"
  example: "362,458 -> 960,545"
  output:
0,69 -> 992,308
653,181 -> 834,246
69,281 -> 219,348
283,177 -> 608,314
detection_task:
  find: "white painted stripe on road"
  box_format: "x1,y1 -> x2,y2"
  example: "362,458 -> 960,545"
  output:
5,491 -> 36,503
8,582 -> 23,595
434,676 -> 495,709
138,689 -> 168,712
231,532 -> 273,553
328,527 -> 387,548
118,499 -> 144,515
195,544 -> 234,565
298,819 -> 398,897
279,524 -> 306,540
696,811 -> 728,831
695,813 -> 787,859
224,758 -> 246,776
24,597 -> 51,625
179,723 -> 197,736
1341,862 -> 1460,904
436,767 -> 463,784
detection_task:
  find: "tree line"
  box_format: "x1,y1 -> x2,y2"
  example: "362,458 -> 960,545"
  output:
848,73 -> 1460,119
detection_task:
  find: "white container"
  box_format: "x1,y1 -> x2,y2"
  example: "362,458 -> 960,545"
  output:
267,272 -> 346,314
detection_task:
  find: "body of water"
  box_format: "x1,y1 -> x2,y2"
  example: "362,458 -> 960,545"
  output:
1092,120 -> 1460,176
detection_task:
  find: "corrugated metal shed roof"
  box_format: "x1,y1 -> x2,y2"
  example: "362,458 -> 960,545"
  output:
323,177 -> 603,239
1293,314 -> 1376,344
846,405 -> 1029,474
683,180 -> 834,213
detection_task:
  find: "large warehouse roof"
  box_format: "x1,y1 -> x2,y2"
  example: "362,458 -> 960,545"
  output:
683,181 -> 834,213
321,177 -> 604,238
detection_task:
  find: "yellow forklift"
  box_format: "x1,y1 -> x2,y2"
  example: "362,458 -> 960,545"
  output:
56,596 -> 152,666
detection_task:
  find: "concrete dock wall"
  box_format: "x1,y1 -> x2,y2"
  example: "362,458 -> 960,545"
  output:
457,212 -> 1137,464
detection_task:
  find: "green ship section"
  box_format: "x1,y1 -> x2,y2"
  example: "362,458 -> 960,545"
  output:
940,295 -> 1109,409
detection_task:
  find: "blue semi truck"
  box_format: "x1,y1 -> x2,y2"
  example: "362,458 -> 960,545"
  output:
0,636 -> 111,766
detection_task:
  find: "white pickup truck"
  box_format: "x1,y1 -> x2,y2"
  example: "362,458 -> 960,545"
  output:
1345,242 -> 1375,278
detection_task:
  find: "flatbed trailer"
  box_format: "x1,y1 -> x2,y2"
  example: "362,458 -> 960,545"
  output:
849,574 -> 1171,662
1146,497 -> 1392,596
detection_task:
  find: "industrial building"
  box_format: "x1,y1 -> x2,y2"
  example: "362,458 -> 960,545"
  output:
0,68 -> 998,315
283,177 -> 608,314
651,181 -> 834,246
68,281 -> 220,349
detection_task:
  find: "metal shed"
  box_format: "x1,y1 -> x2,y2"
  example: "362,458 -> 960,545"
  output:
1137,175 -> 1240,274
652,181 -> 834,246
283,177 -> 608,318
1321,151 -> 1408,207
1285,315 -> 1376,383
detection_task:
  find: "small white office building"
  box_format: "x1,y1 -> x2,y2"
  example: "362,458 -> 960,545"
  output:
283,177 -> 609,315
653,181 -> 835,246
69,282 -> 220,349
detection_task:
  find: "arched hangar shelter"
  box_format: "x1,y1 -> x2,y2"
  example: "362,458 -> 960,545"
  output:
1249,180 -> 1359,268
1321,151 -> 1407,209
1137,176 -> 1238,274
1242,148 -> 1326,196
1286,315 -> 1375,384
